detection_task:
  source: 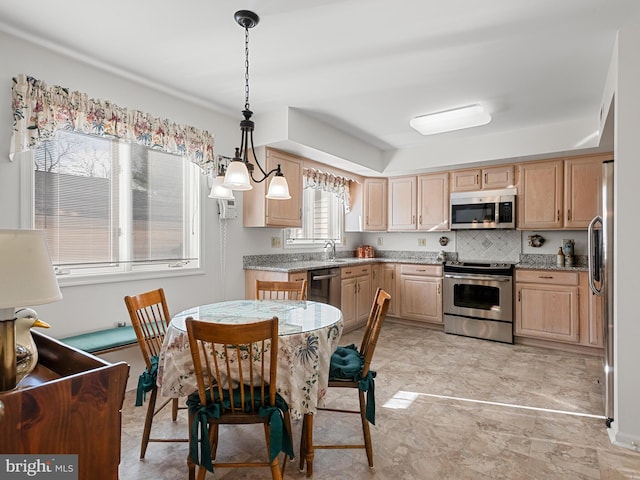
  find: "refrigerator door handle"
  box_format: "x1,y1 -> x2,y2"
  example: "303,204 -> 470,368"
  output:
588,215 -> 603,295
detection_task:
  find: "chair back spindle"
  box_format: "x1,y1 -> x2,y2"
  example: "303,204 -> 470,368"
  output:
256,280 -> 307,301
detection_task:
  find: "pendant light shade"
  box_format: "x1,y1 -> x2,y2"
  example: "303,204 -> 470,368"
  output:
208,175 -> 235,200
222,160 -> 252,191
266,173 -> 291,200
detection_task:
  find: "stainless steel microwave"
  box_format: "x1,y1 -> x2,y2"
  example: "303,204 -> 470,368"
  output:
450,188 -> 516,229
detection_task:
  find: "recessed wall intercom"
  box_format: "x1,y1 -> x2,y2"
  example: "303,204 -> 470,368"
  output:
218,198 -> 237,219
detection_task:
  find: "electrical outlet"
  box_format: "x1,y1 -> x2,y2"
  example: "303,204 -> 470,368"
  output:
377,237 -> 383,247
271,236 -> 282,248
418,238 -> 426,247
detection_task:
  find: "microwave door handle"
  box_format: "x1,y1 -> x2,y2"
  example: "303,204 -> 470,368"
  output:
588,215 -> 603,295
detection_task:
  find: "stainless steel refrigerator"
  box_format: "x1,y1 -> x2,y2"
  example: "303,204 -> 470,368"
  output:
588,159 -> 614,428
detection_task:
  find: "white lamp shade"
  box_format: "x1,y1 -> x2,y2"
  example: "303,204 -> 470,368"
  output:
0,230 -> 62,310
410,104 -> 492,135
208,176 -> 235,200
222,160 -> 253,191
265,175 -> 291,200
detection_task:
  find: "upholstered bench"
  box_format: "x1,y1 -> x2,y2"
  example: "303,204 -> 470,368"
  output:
60,326 -> 138,354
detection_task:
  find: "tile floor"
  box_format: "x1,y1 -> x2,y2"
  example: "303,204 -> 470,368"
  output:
119,322 -> 640,479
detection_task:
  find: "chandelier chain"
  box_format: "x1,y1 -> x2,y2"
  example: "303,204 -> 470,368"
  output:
244,26 -> 250,111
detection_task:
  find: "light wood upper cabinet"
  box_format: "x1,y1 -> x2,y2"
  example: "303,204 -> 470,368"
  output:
518,154 -> 610,230
243,147 -> 303,228
564,155 -> 607,228
363,178 -> 387,231
388,176 -> 417,230
418,172 -> 450,231
389,174 -> 449,231
517,160 -> 564,229
450,165 -> 514,192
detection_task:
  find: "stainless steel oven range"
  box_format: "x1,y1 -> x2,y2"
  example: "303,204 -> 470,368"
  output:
443,261 -> 514,344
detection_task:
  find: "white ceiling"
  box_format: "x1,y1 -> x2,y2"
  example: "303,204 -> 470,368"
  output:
1,0 -> 637,174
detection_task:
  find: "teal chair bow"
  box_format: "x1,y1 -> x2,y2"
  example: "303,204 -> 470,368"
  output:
187,387 -> 294,473
185,316 -> 293,480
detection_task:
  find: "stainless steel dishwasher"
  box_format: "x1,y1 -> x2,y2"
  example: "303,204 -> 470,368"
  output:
307,267 -> 341,309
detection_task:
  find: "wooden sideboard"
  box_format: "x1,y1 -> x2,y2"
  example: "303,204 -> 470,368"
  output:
0,331 -> 129,480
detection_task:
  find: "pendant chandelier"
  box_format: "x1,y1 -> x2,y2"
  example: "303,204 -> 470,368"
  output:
222,10 -> 291,200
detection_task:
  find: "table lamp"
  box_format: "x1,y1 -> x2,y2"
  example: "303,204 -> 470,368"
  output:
0,229 -> 62,391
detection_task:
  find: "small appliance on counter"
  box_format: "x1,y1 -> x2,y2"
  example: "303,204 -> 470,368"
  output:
355,245 -> 375,258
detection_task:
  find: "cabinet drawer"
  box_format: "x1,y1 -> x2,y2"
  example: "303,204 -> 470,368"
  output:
400,264 -> 442,277
341,265 -> 371,279
516,270 -> 579,286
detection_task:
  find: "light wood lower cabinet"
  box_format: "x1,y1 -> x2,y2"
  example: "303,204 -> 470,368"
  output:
398,264 -> 443,324
515,270 -> 604,349
372,263 -> 397,317
341,265 -> 372,332
245,269 -> 307,299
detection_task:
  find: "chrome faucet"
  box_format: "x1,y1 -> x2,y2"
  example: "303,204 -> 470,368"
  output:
324,239 -> 336,260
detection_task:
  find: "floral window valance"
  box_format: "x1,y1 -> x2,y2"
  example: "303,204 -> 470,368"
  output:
10,74 -> 214,170
303,167 -> 356,213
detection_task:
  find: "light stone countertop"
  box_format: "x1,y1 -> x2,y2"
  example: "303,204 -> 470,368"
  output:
243,256 -> 443,273
243,252 -> 588,273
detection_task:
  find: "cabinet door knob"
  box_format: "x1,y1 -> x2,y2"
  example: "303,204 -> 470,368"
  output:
567,209 -> 571,221
557,209 -> 560,222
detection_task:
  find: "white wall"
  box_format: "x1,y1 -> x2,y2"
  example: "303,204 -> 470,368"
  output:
610,24 -> 640,450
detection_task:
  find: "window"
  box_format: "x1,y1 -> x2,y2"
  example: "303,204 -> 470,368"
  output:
285,187 -> 343,245
29,130 -> 200,281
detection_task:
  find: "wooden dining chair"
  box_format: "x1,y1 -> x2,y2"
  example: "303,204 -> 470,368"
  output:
124,288 -> 188,459
185,316 -> 294,480
299,287 -> 391,476
255,279 -> 307,300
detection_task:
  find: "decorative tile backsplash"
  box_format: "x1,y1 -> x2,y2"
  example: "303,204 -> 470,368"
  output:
456,230 -> 521,263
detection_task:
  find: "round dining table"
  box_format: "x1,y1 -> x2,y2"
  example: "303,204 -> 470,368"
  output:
157,299 -> 344,420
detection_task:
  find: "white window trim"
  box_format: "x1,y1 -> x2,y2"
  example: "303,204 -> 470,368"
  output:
19,150 -> 205,287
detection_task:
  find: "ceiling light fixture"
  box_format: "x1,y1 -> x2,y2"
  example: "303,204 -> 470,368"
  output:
410,104 -> 492,136
223,10 -> 291,200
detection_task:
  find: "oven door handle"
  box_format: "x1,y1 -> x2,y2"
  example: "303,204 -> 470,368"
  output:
444,274 -> 512,282
311,273 -> 339,281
